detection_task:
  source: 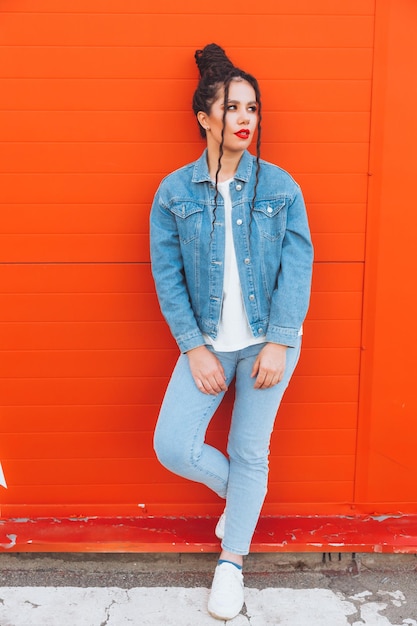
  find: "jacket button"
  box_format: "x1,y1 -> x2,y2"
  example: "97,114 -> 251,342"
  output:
249,294 -> 255,301
258,328 -> 264,335
236,184 -> 242,191
244,258 -> 250,264
236,219 -> 243,226
267,206 -> 273,213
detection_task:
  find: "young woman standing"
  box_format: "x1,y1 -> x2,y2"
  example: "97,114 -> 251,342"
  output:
150,43 -> 313,620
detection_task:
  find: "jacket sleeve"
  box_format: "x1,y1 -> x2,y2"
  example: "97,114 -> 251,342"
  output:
265,185 -> 314,347
150,185 -> 206,353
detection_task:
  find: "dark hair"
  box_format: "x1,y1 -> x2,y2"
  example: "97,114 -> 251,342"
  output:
192,43 -> 262,228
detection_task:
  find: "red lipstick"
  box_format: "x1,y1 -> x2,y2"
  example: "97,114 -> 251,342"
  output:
235,129 -> 250,139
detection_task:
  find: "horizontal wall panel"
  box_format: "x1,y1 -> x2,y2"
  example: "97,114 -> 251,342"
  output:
0,262 -> 363,294
0,290 -> 361,323
0,141 -> 369,175
308,204 -> 366,234
0,402 -> 358,434
0,378 -> 168,406
267,481 -> 353,504
0,174 -> 369,204
0,347 -> 358,380
0,233 -> 363,264
271,430 -> 356,457
0,293 -> 161,322
263,143 -> 369,174
0,320 -> 360,351
0,112 -> 371,143
278,403 -> 358,430
0,350 -> 177,379
312,233 -> 365,262
0,47 -> 373,81
297,348 -> 360,376
2,476 -> 353,510
0,234 -> 150,263
311,263 -> 363,292
0,203 -> 367,236
0,79 -> 371,113
0,263 -> 154,292
0,142 -> 203,172
0,481 -> 218,508
2,459 -> 165,487
284,376 -> 359,404
0,322 -> 176,350
0,15 -> 374,48
0,375 -> 358,407
0,405 -> 161,434
2,432 -> 154,460
0,1 -> 375,16
268,455 -> 354,482
307,291 -> 362,320
268,114 -> 371,144
0,205 -> 149,235
0,113 -> 202,143
302,320 -> 362,348
0,173 -> 174,204
295,174 -> 369,204
1,429 -> 356,461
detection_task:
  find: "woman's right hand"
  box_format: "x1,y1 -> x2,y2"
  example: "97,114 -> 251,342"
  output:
186,345 -> 228,395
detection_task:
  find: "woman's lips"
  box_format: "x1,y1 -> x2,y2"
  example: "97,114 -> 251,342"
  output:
235,129 -> 250,139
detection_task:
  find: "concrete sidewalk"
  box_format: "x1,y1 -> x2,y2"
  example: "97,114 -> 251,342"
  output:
0,552 -> 416,625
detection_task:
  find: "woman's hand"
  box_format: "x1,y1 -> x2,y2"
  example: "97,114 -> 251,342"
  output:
187,345 -> 228,395
251,343 -> 287,389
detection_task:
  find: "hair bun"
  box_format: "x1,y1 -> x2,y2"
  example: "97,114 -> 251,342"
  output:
194,43 -> 235,79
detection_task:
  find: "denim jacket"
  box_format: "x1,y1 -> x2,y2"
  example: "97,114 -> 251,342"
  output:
150,149 -> 313,353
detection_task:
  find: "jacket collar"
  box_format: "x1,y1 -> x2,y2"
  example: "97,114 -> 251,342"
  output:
192,149 -> 254,184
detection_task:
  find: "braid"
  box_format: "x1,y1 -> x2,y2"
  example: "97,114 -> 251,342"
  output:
211,76 -> 231,239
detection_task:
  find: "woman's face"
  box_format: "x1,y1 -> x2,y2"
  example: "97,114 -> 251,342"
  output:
199,79 -> 258,155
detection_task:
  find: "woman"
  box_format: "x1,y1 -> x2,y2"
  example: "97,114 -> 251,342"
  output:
150,43 -> 313,620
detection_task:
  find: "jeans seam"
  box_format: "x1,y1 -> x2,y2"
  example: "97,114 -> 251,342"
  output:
189,394 -> 228,487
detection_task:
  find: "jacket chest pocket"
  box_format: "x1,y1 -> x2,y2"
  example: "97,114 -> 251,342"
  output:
253,199 -> 287,241
171,203 -> 205,244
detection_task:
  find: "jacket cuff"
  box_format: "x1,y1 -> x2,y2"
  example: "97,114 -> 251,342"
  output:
177,330 -> 206,353
266,325 -> 300,348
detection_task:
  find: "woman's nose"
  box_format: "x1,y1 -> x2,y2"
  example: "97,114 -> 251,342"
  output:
238,111 -> 249,124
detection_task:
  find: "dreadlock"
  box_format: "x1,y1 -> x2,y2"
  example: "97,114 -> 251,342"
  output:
192,44 -> 262,234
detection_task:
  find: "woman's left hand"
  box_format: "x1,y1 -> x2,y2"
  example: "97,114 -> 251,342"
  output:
251,343 -> 287,389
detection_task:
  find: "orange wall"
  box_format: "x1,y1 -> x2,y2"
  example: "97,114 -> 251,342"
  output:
0,0 -> 415,520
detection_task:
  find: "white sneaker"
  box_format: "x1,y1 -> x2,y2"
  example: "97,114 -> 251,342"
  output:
208,562 -> 244,620
215,510 -> 226,540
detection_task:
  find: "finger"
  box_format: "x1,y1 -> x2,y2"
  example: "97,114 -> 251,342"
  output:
254,369 -> 267,389
251,356 -> 260,379
208,374 -> 228,394
201,376 -> 224,396
195,378 -> 210,395
214,373 -> 228,392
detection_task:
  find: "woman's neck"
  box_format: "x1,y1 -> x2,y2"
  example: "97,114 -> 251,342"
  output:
206,149 -> 243,183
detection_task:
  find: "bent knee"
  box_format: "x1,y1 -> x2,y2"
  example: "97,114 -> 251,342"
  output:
154,429 -> 187,472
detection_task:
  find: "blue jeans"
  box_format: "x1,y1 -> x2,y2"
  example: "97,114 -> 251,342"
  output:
154,338 -> 301,555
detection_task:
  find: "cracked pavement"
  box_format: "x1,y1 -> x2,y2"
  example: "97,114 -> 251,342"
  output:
0,552 -> 416,624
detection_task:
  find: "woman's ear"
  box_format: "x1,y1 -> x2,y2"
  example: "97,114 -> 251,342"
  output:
197,111 -> 210,132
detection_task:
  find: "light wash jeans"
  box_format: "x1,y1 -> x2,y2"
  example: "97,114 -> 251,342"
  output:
153,338 -> 301,555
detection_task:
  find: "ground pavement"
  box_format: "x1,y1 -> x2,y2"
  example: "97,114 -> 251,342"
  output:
0,552 -> 416,625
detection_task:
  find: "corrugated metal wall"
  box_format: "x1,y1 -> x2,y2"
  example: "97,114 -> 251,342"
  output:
1,0 -> 415,524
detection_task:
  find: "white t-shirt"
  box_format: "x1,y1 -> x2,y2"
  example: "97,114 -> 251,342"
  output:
204,179 -> 265,352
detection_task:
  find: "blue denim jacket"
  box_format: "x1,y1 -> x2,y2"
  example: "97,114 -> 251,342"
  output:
150,149 -> 313,353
